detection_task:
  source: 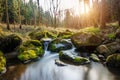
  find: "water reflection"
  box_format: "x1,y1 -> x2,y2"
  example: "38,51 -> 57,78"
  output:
20,54 -> 116,80
88,63 -> 114,80
1,39 -> 119,80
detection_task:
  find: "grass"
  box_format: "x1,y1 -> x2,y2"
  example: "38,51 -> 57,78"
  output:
79,27 -> 100,34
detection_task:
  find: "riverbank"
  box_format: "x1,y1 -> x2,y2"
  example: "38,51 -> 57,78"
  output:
0,24 -> 120,80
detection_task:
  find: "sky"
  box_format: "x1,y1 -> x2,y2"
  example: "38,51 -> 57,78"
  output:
26,0 -> 93,15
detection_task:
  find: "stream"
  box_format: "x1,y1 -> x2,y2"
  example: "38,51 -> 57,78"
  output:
1,39 -> 120,80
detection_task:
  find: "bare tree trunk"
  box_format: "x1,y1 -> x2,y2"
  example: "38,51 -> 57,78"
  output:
100,0 -> 106,28
5,0 -> 10,30
24,0 -> 27,25
32,5 -> 36,28
18,0 -> 22,29
49,0 -> 60,28
37,0 -> 41,26
116,0 -> 120,26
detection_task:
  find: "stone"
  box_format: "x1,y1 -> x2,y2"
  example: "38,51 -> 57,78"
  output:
48,38 -> 72,52
59,51 -> 90,65
71,32 -> 102,51
106,54 -> 120,71
17,40 -> 44,62
55,59 -> 67,66
0,34 -> 22,53
97,42 -> 120,57
90,54 -> 100,62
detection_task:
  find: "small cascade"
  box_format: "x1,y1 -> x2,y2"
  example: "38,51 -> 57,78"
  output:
42,38 -> 52,51
42,38 -> 52,56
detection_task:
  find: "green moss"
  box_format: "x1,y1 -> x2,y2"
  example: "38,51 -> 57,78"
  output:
35,47 -> 44,57
59,51 -> 90,65
29,30 -> 57,40
17,40 -> 44,61
18,50 -> 37,61
79,27 -> 100,34
90,54 -> 100,62
58,30 -> 73,39
23,40 -> 42,47
0,51 -> 6,73
107,33 -> 116,39
73,56 -> 89,64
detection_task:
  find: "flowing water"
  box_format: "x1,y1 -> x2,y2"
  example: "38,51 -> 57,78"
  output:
1,39 -> 120,80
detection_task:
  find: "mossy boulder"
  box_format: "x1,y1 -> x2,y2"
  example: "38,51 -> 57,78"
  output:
59,51 -> 90,65
0,34 -> 22,53
57,30 -> 73,39
18,40 -> 44,61
96,42 -> 120,57
18,50 -> 37,61
48,38 -> 72,52
106,54 -> 120,71
0,51 -> 6,73
29,30 -> 57,40
71,32 -> 102,51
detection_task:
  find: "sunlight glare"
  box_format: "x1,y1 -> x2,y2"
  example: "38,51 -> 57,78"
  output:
74,1 -> 90,16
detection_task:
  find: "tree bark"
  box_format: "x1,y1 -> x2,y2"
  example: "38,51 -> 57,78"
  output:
117,0 -> 120,26
18,0 -> 22,29
100,0 -> 106,28
37,0 -> 41,26
5,0 -> 10,30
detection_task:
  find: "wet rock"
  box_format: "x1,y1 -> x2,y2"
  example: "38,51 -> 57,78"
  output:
106,54 -> 120,71
0,51 -> 6,74
59,51 -> 90,65
97,42 -> 120,57
0,34 -> 22,53
115,28 -> 120,39
98,55 -> 106,62
55,59 -> 67,66
18,40 -> 44,62
48,38 -> 72,52
90,54 -> 100,62
71,32 -> 102,51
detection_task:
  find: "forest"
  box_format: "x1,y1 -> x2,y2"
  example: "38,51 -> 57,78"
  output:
0,0 -> 120,80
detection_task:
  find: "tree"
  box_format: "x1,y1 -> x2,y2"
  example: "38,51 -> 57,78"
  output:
91,0 -> 100,27
23,0 -> 27,25
37,0 -> 41,25
18,0 -> 22,29
49,0 -> 61,28
100,0 -> 107,28
64,9 -> 71,28
5,0 -> 10,30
